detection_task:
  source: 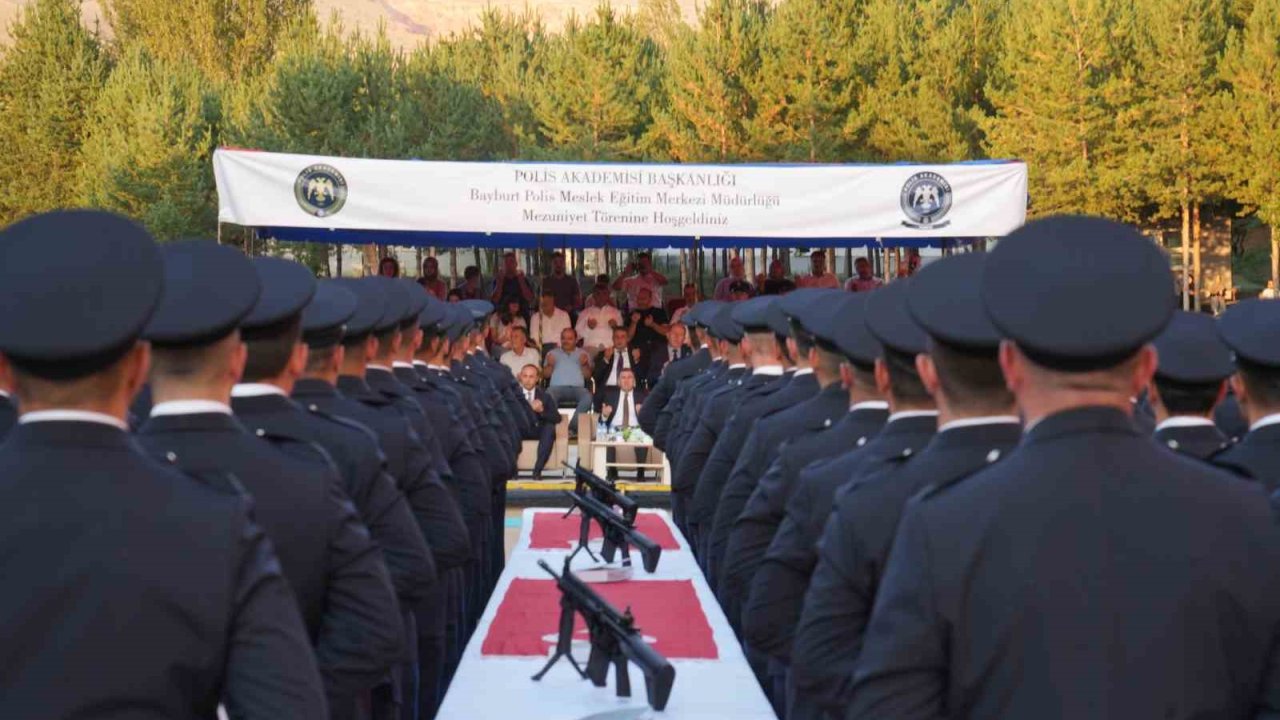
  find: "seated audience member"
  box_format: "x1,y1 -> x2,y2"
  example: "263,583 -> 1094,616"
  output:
499,327 -> 542,379
613,252 -> 668,308
490,299 -> 527,351
543,327 -> 594,432
798,250 -> 839,289
670,283 -> 700,325
648,322 -> 692,386
529,290 -> 572,353
417,256 -> 448,300
517,363 -> 561,480
583,275 -> 615,308
628,287 -> 669,361
576,282 -> 623,356
594,327 -> 643,405
541,251 -> 582,317
728,280 -> 753,301
845,256 -> 884,292
714,255 -> 752,300
490,251 -> 534,319
762,258 -> 798,295
378,256 -> 400,278
455,265 -> 483,300
445,289 -> 463,303
600,368 -> 650,479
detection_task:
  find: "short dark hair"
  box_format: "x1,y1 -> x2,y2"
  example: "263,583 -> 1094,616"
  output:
882,347 -> 930,404
929,340 -> 1013,412
464,266 -> 480,279
552,251 -> 565,259
304,344 -> 338,374
636,252 -> 651,261
242,316 -> 302,381
1155,377 -> 1222,416
790,319 -> 815,357
541,289 -> 556,299
1239,361 -> 1280,409
504,251 -> 516,260
150,341 -> 223,380
814,345 -> 844,377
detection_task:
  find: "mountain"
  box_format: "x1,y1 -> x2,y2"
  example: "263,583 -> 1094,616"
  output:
0,0 -> 699,48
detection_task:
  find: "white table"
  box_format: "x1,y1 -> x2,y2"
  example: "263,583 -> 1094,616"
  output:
437,508 -> 776,720
589,441 -> 669,485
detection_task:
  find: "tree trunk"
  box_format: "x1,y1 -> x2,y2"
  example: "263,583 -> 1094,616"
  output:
1181,200 -> 1191,311
1192,203 -> 1202,312
450,247 -> 458,286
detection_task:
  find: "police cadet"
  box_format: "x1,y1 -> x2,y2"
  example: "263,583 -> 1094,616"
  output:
672,303 -> 752,554
0,210 -> 326,717
136,241 -> 403,718
652,302 -> 720,454
1146,311 -> 1234,460
1214,298 -> 1280,490
659,302 -> 730,482
849,216 -> 1280,719
714,290 -> 850,627
791,254 -> 1021,719
638,304 -> 711,438
0,374 -> 14,439
295,281 -> 472,719
746,279 -> 938,713
688,297 -> 793,568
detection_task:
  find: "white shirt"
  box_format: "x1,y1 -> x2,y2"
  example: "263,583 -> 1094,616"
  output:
530,307 -> 573,348
231,383 -> 288,398
1250,413 -> 1280,432
150,400 -> 233,417
793,368 -> 814,377
501,347 -> 542,378
522,387 -> 538,404
602,347 -> 635,386
610,390 -> 639,429
619,274 -> 665,307
576,305 -> 623,349
887,410 -> 939,424
753,365 -> 784,377
0,389 -> 9,399
1155,416 -> 1216,433
938,415 -> 1021,433
19,409 -> 127,431
850,400 -> 890,412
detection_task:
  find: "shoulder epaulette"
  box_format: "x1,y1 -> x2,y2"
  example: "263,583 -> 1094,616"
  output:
302,404 -> 381,446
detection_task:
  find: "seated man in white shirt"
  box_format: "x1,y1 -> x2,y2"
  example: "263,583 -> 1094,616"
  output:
576,282 -> 623,356
529,290 -> 572,353
499,326 -> 541,379
599,368 -> 649,480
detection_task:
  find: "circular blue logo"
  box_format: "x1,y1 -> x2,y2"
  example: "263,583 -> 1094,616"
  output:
294,164 -> 348,218
900,172 -> 953,230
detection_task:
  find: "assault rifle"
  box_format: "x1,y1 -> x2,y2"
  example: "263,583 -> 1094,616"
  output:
532,558 -> 676,711
564,490 -> 662,573
568,463 -> 639,524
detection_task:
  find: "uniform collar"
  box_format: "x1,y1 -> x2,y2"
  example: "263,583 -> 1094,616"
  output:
150,400 -> 233,417
231,383 -> 287,398
1250,413 -> 1280,432
793,368 -> 814,376
292,378 -> 340,397
851,400 -> 889,412
887,409 -> 939,424
727,363 -> 748,370
1155,416 -> 1216,433
752,365 -> 784,376
393,361 -> 415,369
19,409 -> 128,431
0,389 -> 9,398
367,364 -> 393,374
938,415 -> 1021,433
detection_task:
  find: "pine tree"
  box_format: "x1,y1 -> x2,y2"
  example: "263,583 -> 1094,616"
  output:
0,0 -> 107,223
104,0 -> 312,83
393,48 -> 510,160
747,0 -> 864,162
1131,0 -> 1230,307
649,0 -> 770,161
76,48 -> 221,240
529,4 -> 662,160
982,0 -> 1143,218
1223,0 -> 1280,227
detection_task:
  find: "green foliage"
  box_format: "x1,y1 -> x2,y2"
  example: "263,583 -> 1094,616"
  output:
1222,0 -> 1280,226
77,47 -> 221,240
0,0 -> 107,223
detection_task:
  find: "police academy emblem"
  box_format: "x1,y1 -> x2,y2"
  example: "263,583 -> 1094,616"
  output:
900,172 -> 952,230
294,164 -> 348,218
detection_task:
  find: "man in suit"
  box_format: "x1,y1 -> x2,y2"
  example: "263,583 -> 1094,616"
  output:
136,242 -> 404,719
599,367 -> 649,479
1213,299 -> 1280,490
849,217 -> 1280,719
593,326 -> 643,408
0,210 -> 326,718
518,363 -> 561,479
295,280 -> 473,719
647,321 -> 692,386
1145,311 -> 1233,460
791,254 -> 1021,719
745,280 -> 938,712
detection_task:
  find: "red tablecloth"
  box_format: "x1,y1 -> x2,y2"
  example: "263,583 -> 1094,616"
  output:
528,511 -> 682,552
481,578 -> 718,659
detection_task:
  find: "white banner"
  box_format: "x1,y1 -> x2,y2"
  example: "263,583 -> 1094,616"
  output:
214,149 -> 1027,240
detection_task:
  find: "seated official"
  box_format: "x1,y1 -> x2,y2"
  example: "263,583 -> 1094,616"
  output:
518,364 -> 560,480
543,327 -> 594,433
648,322 -> 692,387
576,282 -> 623,356
599,368 -> 649,480
761,258 -> 798,295
529,290 -> 572,354
593,327 -> 643,407
499,326 -> 541,379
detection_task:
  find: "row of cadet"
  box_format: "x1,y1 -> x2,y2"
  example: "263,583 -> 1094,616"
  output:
638,215 -> 1280,720
0,210 -> 543,720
